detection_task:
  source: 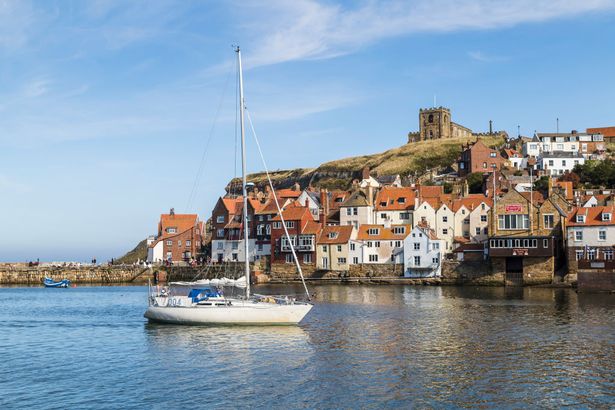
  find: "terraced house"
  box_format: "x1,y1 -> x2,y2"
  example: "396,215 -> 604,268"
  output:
355,224 -> 409,264
374,186 -> 416,225
566,206 -> 615,275
270,205 -> 321,265
316,225 -> 355,271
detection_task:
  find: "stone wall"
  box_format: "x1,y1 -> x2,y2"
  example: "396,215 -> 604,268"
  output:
0,265 -> 152,285
578,271 -> 615,292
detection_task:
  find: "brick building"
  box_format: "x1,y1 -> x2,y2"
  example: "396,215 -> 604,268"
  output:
458,139 -> 506,177
487,187 -> 569,285
147,209 -> 204,264
270,205 -> 321,265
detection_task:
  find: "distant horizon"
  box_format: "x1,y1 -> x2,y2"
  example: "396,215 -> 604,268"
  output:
2,0 -> 615,261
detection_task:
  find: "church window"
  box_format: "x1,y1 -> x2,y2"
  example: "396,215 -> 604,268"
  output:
428,114 -> 434,123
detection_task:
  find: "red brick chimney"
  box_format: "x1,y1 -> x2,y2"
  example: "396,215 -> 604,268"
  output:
319,188 -> 328,227
361,166 -> 370,180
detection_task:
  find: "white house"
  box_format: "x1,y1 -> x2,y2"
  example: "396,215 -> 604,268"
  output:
356,224 -> 409,264
340,190 -> 374,229
538,152 -> 585,176
566,206 -> 615,271
374,186 -> 415,225
403,225 -> 445,278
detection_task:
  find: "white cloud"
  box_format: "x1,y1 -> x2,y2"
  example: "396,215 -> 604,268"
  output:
467,51 -> 509,63
241,0 -> 615,67
23,77 -> 52,98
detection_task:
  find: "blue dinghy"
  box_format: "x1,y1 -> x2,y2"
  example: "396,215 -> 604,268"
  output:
43,277 -> 71,288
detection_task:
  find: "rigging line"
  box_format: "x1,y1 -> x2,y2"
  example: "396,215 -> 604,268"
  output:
185,61 -> 234,211
245,108 -> 311,301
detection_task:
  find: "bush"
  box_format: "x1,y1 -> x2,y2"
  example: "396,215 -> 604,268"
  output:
466,172 -> 484,194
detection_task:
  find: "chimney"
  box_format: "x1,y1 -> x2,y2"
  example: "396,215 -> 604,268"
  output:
319,188 -> 327,218
361,166 -> 370,180
293,182 -> 300,191
367,185 -> 374,207
304,198 -> 310,208
170,207 -> 175,216
548,176 -> 553,197
489,120 -> 493,135
462,180 -> 469,197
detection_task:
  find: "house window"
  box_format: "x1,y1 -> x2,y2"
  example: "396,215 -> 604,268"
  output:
350,243 -> 355,251
322,245 -> 328,252
273,222 -> 282,229
285,254 -> 293,264
346,208 -> 352,216
303,254 -> 312,264
217,242 -> 223,250
603,213 -> 612,221
367,241 -> 372,248
413,243 -> 420,250
432,242 -> 440,250
575,231 -> 583,241
557,143 -> 564,150
599,230 -> 607,241
481,215 -> 487,222
337,245 -> 342,252
432,257 -> 439,264
497,214 -> 529,230
463,219 -> 469,224
395,241 -> 401,248
375,241 -> 381,248
575,250 -> 584,260
490,152 -> 496,158
217,229 -> 224,238
328,232 -> 339,239
337,257 -> 346,264
543,239 -> 548,248
369,254 -> 379,262
400,212 -> 410,220
216,216 -> 224,224
166,240 -> 172,246
562,160 -> 567,167
285,221 -> 295,229
380,213 -> 387,219
576,215 -> 585,223
266,225 -> 271,235
475,228 -> 481,235
353,257 -> 359,264
353,208 -> 358,216
166,228 -> 177,234
367,228 -> 380,235
393,227 -> 405,234
232,242 -> 239,250
414,256 -> 421,265
442,216 -> 448,223
442,229 -> 448,235
587,249 -> 596,260
483,162 -> 487,168
232,253 -> 238,261
257,244 -> 263,251
605,249 -> 614,260
543,214 -> 554,229
166,251 -> 172,260
186,240 -> 191,247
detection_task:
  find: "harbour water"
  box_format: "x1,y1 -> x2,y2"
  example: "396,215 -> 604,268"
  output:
1,285 -> 614,409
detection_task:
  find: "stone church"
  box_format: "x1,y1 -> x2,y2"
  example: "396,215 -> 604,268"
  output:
407,107 -> 503,143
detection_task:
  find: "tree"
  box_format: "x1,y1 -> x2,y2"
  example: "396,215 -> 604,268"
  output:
557,171 -> 581,188
443,182 -> 453,194
466,172 -> 484,194
534,176 -> 550,192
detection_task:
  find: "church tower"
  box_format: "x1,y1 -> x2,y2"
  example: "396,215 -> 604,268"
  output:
419,107 -> 452,141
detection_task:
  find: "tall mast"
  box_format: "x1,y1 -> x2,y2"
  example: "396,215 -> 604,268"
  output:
236,46 -> 250,299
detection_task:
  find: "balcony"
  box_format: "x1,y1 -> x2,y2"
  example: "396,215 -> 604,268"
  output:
488,236 -> 554,257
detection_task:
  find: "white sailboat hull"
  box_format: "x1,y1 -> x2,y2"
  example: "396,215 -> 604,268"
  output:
144,300 -> 312,325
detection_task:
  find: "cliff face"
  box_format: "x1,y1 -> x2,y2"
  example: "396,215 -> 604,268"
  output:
226,134 -> 506,192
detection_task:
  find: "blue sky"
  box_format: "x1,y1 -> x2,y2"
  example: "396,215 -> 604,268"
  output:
1,0 -> 615,262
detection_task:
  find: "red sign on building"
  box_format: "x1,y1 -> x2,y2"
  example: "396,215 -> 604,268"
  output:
512,248 -> 529,256
505,204 -> 523,213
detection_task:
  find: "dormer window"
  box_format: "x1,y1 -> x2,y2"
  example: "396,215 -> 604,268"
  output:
576,215 -> 586,223
490,152 -> 497,158
393,227 -> 405,235
603,213 -> 612,222
380,201 -> 387,207
398,198 -> 406,204
328,232 -> 339,239
166,228 -> 177,234
367,228 -> 380,236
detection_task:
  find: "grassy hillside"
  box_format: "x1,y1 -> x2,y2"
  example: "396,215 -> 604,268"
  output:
116,239 -> 148,264
228,134 -> 506,191
319,134 -> 505,176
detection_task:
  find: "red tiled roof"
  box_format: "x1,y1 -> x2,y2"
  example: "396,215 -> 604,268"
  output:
451,196 -> 493,212
554,181 -> 574,201
520,191 -> 546,205
158,213 -> 198,240
418,185 -> 443,198
317,225 -> 353,244
587,126 -> 615,137
271,205 -> 311,222
567,206 -> 615,226
328,191 -> 351,211
275,188 -> 302,198
222,197 -> 243,213
356,224 -> 410,240
302,220 -> 322,235
374,187 -> 416,211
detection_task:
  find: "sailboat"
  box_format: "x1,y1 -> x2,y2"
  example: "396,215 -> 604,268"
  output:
144,47 -> 313,325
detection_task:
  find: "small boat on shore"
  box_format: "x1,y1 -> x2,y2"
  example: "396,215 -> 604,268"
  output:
43,277 -> 71,288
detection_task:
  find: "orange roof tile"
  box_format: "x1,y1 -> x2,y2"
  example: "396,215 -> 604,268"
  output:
302,220 -> 322,235
356,224 -> 410,240
554,181 -> 574,201
375,187 -> 416,211
568,206 -> 615,226
271,206 -> 311,222
275,188 -> 302,198
317,225 -> 354,244
159,213 -> 199,239
587,126 -> 615,137
418,185 -> 443,198
451,196 -> 493,212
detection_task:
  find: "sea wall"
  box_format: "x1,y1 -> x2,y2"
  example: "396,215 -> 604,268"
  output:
0,265 -> 152,285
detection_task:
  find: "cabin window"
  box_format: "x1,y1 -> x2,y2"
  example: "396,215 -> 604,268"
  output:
576,215 -> 586,223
